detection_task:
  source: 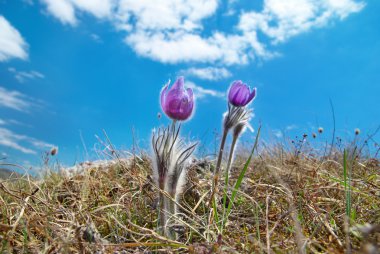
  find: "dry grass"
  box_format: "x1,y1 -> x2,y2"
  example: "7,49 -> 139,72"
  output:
0,140 -> 379,253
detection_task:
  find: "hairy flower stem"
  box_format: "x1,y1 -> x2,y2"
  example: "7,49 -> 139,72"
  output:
167,120 -> 177,238
226,134 -> 238,179
226,123 -> 245,177
158,187 -> 167,236
224,135 -> 238,195
216,129 -> 229,175
167,190 -> 177,239
164,194 -> 176,239
156,120 -> 177,237
221,132 -> 239,231
209,128 -> 228,208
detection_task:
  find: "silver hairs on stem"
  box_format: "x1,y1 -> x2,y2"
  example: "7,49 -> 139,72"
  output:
151,121 -> 196,238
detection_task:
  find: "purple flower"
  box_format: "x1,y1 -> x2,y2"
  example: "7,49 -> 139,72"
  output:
228,80 -> 256,107
160,76 -> 194,121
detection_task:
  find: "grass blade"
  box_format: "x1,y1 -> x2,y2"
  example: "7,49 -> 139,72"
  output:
343,149 -> 352,219
222,125 -> 261,231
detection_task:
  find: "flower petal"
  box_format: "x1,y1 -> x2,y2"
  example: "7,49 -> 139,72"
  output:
247,87 -> 257,104
186,87 -> 193,102
172,76 -> 185,91
228,81 -> 243,103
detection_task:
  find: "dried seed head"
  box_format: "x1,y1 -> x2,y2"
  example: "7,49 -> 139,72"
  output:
355,128 -> 360,135
50,147 -> 58,156
318,127 -> 324,134
312,133 -> 317,138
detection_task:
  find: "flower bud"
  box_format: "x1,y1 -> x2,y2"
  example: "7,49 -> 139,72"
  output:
160,77 -> 194,121
228,80 -> 256,107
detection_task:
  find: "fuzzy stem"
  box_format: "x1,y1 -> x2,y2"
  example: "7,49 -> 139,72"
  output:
171,191 -> 178,238
165,192 -> 176,239
166,120 -> 178,239
216,128 -> 229,175
171,120 -> 177,132
209,128 -> 228,208
158,183 -> 167,236
221,133 -> 239,231
226,133 -> 239,177
169,191 -> 177,214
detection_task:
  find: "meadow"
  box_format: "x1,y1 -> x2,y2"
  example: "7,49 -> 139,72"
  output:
0,128 -> 379,253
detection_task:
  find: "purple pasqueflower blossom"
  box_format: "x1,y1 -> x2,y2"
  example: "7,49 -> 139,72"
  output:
228,80 -> 256,107
160,76 -> 194,121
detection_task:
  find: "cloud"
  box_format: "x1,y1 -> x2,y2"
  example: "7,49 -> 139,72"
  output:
286,124 -> 298,131
90,33 -> 102,43
180,67 -> 232,81
39,0 -> 271,64
272,129 -> 283,138
0,86 -> 37,112
0,16 -> 28,61
186,81 -> 225,100
0,118 -> 29,127
41,0 -> 77,25
39,0 -> 365,65
115,0 -> 219,31
40,0 -> 115,25
0,127 -> 53,154
238,0 -> 365,44
124,30 -> 267,65
8,67 -> 45,83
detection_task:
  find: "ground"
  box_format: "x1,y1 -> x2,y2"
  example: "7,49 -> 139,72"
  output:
0,141 -> 379,253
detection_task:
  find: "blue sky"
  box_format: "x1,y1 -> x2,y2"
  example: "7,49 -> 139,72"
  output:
0,0 -> 379,168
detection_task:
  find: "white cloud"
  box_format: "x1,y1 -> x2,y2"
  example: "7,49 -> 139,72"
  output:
41,0 -> 115,25
0,16 -> 28,61
272,129 -> 283,138
0,118 -> 29,127
115,0 -> 218,31
90,33 -> 102,43
181,67 -> 232,81
41,0 -> 77,25
8,67 -> 45,83
39,0 -> 365,65
125,30 -> 271,65
0,86 -> 36,112
69,0 -> 114,18
286,124 -> 298,131
0,127 -> 53,154
186,81 -> 225,100
238,0 -> 365,44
